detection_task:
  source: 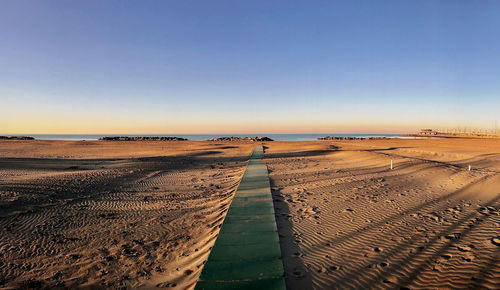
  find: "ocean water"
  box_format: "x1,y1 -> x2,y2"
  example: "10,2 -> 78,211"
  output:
26,133 -> 402,141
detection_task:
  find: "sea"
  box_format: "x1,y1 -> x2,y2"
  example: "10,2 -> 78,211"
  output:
26,133 -> 403,141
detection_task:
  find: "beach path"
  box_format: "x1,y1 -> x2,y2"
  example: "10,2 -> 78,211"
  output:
195,145 -> 285,289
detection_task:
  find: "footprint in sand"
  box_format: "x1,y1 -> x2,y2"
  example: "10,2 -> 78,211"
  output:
445,233 -> 461,240
69,254 -> 82,260
383,276 -> 400,284
437,253 -> 452,263
292,270 -> 305,278
292,251 -> 303,257
317,267 -> 327,274
461,252 -> 474,262
297,206 -> 319,216
457,245 -> 474,252
369,262 -> 389,269
492,237 -> 500,246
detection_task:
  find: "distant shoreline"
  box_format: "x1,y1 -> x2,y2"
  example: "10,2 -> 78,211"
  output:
2,133 -> 403,142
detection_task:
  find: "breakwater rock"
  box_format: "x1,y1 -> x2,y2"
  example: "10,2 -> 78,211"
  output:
99,136 -> 188,141
0,136 -> 35,140
208,136 -> 274,142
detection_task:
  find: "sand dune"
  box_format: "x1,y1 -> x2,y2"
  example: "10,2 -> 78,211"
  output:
265,139 -> 500,289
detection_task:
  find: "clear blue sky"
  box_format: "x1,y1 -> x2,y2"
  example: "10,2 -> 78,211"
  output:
1,0 -> 499,134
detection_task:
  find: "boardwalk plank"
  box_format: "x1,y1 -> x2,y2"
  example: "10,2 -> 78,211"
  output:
195,145 -> 285,289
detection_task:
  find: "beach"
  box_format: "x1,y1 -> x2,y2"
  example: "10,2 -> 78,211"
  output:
1,139 -> 499,289
265,139 -> 500,289
4,0 -> 500,288
0,140 -> 253,288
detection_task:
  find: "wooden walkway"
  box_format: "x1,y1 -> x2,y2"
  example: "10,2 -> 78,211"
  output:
195,145 -> 285,289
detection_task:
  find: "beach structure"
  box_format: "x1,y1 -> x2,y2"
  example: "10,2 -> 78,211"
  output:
196,145 -> 285,289
419,129 -> 438,135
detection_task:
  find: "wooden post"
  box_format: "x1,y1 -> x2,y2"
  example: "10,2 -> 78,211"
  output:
468,165 -> 471,171
390,160 -> 393,170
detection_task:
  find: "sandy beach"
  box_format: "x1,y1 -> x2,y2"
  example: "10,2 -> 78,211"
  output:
265,139 -> 500,289
1,139 -> 499,289
4,1 -> 499,288
0,140 -> 253,289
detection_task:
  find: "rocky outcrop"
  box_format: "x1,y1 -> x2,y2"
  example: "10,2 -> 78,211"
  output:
99,136 -> 188,141
318,136 -> 389,140
0,136 -> 35,140
208,136 -> 274,142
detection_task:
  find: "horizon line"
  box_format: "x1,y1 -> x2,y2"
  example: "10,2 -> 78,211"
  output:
2,131 -> 408,136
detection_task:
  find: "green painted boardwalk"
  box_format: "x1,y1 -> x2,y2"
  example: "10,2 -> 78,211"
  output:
195,145 -> 285,290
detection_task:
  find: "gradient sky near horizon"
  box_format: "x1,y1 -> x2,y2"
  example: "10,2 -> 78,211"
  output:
1,0 -> 500,134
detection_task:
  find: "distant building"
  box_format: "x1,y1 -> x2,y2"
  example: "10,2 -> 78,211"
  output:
419,129 -> 438,135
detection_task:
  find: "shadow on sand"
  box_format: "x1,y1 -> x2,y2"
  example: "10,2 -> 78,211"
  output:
271,182 -> 314,290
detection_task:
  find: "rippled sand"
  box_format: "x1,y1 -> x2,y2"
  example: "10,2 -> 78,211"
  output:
1,139 -> 500,289
264,139 -> 500,289
0,140 -> 253,289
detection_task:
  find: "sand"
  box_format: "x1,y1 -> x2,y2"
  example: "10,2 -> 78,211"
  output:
1,138 -> 499,289
0,140 -> 253,289
264,139 -> 500,289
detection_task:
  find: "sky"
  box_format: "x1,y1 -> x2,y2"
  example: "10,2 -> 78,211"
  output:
1,0 -> 500,134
